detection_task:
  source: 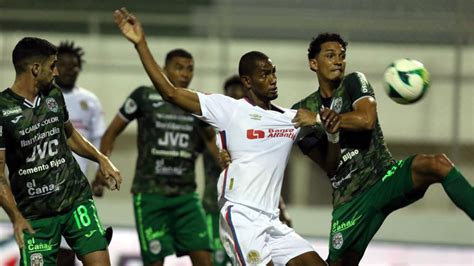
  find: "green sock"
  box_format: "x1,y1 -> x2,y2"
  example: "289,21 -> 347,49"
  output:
441,167 -> 474,220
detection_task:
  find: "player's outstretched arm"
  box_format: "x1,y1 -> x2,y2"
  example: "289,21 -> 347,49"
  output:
114,7 -> 201,115
92,115 -> 128,197
65,122 -> 122,191
0,150 -> 35,249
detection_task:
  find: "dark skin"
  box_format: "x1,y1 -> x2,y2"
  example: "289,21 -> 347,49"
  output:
309,41 -> 459,266
114,7 -> 330,265
55,52 -> 81,91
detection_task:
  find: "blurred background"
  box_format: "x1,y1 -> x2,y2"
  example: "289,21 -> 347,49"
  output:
0,0 -> 473,265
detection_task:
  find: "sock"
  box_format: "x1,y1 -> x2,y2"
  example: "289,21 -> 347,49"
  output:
442,167 -> 474,220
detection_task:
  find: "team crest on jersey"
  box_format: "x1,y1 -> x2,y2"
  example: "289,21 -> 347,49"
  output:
247,250 -> 261,264
45,98 -> 58,113
331,97 -> 343,113
332,232 -> 344,250
149,240 -> 162,254
80,100 -> 89,110
124,98 -> 137,114
30,253 -> 44,266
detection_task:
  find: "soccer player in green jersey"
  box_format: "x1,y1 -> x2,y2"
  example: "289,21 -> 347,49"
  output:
292,32 -> 474,265
92,48 -> 214,266
0,37 -> 122,266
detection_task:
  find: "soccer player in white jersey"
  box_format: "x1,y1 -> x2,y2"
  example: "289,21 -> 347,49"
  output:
114,8 -> 341,265
55,41 -> 106,175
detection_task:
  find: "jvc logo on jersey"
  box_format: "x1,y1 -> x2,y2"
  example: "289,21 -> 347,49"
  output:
26,139 -> 59,162
157,132 -> 189,148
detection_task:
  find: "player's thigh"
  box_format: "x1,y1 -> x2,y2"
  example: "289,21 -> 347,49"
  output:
133,193 -> 175,264
206,212 -> 230,266
270,228 -> 323,266
375,156 -> 425,213
219,203 -> 272,265
62,200 -> 109,259
327,193 -> 386,263
172,193 -> 212,256
20,216 -> 62,266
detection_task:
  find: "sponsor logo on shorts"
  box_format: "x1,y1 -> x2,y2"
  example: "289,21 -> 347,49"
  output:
332,232 -> 344,250
247,250 -> 261,264
30,253 -> 44,266
331,212 -> 362,233
149,240 -> 162,255
85,229 -> 97,238
198,231 -> 208,238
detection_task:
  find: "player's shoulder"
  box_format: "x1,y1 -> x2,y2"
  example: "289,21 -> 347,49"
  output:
344,71 -> 368,83
291,90 -> 319,109
75,86 -> 99,98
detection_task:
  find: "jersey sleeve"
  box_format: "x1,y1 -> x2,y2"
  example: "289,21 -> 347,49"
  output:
296,124 -> 326,154
118,87 -> 143,122
195,92 -> 237,130
345,72 -> 375,106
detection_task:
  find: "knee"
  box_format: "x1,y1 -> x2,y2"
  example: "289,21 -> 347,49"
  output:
414,154 -> 454,180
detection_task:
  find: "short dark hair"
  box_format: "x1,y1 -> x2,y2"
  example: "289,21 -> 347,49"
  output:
308,33 -> 348,60
223,75 -> 242,93
12,37 -> 57,74
239,51 -> 269,76
165,48 -> 193,65
58,40 -> 85,69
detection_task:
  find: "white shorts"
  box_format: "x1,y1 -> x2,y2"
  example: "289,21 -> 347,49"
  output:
219,202 -> 315,266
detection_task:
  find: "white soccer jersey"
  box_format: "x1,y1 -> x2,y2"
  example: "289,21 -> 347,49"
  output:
196,92 -> 299,214
63,86 -> 105,174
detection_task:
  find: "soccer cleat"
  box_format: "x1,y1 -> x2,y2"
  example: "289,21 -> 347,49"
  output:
105,226 -> 113,246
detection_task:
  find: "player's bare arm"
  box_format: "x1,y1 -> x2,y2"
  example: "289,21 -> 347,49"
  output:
292,108 -> 320,128
320,108 -> 342,176
114,7 -> 201,115
64,121 -> 122,190
338,97 -> 377,131
92,115 -> 128,196
0,150 -> 35,249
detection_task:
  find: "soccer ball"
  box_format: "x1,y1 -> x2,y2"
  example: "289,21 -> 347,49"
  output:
383,58 -> 430,104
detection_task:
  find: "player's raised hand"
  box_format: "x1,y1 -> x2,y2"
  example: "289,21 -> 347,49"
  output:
292,108 -> 319,128
320,107 -> 341,134
114,7 -> 144,45
13,214 -> 35,249
98,156 -> 123,191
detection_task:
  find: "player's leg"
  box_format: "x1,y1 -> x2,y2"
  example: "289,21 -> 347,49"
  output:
19,216 -> 62,266
172,193 -> 212,266
267,211 -> 326,266
206,211 -> 231,266
411,153 -> 474,219
63,199 -> 110,266
133,193 -> 175,266
219,202 -> 272,265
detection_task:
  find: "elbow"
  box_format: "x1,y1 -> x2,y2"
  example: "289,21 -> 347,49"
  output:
363,118 -> 376,130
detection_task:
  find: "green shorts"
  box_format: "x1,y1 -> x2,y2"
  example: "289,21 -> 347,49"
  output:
133,192 -> 211,264
206,212 -> 230,266
20,199 -> 107,266
328,156 -> 425,262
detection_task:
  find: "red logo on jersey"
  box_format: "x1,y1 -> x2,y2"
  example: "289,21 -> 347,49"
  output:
247,129 -> 265,139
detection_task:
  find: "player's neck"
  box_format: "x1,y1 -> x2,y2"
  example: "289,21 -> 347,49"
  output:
248,94 -> 271,110
318,77 -> 341,98
56,81 -> 74,92
10,76 -> 40,102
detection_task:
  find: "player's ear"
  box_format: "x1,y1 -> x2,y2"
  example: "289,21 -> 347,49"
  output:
240,75 -> 252,89
31,62 -> 41,77
309,59 -> 318,72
